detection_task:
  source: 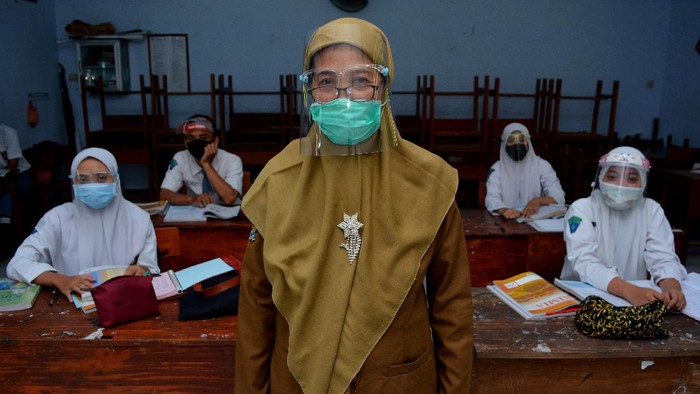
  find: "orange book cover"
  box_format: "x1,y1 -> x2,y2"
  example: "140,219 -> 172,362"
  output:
488,271 -> 580,319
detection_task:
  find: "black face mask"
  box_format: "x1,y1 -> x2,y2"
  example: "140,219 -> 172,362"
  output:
187,139 -> 210,160
505,144 -> 528,161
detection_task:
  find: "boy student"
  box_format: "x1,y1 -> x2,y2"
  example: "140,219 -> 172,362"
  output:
159,115 -> 243,207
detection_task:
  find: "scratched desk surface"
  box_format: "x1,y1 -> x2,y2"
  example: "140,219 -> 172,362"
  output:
0,290 -> 236,391
473,288 -> 700,358
473,288 -> 700,392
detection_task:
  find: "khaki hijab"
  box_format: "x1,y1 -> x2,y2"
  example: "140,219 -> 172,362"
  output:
243,18 -> 458,393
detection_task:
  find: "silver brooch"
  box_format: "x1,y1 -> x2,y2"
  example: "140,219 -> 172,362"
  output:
338,212 -> 363,264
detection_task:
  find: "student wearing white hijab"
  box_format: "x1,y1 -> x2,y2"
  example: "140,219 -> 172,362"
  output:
560,146 -> 687,311
7,147 -> 159,300
485,123 -> 565,219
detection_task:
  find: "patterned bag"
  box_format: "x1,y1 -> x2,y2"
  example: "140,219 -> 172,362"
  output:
574,296 -> 668,340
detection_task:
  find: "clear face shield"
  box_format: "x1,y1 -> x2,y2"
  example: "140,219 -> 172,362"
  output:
299,24 -> 391,156
596,153 -> 649,210
503,131 -> 530,162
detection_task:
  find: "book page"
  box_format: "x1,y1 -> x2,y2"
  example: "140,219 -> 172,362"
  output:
163,205 -> 207,222
174,257 -> 235,290
554,278 -> 630,307
516,204 -> 568,222
527,217 -> 566,232
204,204 -> 240,219
152,271 -> 180,300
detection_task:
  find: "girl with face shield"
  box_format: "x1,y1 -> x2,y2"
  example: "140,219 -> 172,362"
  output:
560,146 -> 687,311
7,148 -> 159,300
485,122 -> 565,219
236,18 -> 473,393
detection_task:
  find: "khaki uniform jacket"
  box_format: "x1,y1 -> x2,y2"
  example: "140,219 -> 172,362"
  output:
235,202 -> 473,393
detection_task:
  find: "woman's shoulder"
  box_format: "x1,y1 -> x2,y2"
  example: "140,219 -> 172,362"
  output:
395,139 -> 458,185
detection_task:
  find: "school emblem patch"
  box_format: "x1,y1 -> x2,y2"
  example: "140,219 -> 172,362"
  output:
568,216 -> 582,234
168,159 -> 178,170
487,167 -> 495,180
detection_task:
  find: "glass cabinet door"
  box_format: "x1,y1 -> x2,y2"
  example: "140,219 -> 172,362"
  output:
77,39 -> 130,91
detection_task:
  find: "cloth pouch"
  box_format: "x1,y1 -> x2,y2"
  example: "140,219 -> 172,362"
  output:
178,270 -> 240,321
574,295 -> 668,340
91,275 -> 160,328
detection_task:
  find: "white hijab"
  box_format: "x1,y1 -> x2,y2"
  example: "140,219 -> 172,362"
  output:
51,148 -> 154,274
590,147 -> 649,280
498,123 -> 541,207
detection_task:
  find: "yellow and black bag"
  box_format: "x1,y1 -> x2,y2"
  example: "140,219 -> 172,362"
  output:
575,296 -> 668,340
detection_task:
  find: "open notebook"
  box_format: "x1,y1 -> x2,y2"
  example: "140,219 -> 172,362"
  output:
151,257 -> 236,300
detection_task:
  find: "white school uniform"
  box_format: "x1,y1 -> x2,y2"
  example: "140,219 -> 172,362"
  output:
160,149 -> 243,204
485,156 -> 565,212
560,191 -> 686,292
7,148 -> 159,283
0,124 -> 31,173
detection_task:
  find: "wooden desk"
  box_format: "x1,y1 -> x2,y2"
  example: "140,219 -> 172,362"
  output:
462,209 -> 566,286
472,288 -> 700,392
151,215 -> 252,271
661,169 -> 700,241
0,290 -> 236,392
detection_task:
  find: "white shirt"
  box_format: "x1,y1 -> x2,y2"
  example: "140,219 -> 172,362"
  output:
560,195 -> 686,291
485,156 -> 565,212
0,124 -> 31,173
160,149 -> 243,204
7,147 -> 159,283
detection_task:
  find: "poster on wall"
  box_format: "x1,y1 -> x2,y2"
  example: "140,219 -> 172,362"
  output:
148,34 -> 190,93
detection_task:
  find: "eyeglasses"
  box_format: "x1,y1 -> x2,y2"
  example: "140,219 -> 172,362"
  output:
70,171 -> 115,184
300,64 -> 388,103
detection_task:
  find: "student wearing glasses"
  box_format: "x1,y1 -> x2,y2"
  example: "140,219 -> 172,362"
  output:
485,122 -> 565,219
560,146 -> 687,310
159,114 -> 243,207
236,18 -> 472,392
6,147 -> 159,300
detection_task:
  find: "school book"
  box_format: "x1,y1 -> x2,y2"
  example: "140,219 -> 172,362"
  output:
71,265 -> 126,313
0,277 -> 41,312
162,204 -> 241,223
487,271 -> 580,319
527,217 -> 566,232
151,257 -> 236,300
135,200 -> 169,216
554,272 -> 700,322
515,204 -> 568,223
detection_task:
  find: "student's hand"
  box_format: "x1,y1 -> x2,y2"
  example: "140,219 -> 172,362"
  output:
522,199 -> 543,218
622,284 -> 664,306
125,265 -> 150,277
190,193 -> 215,207
658,278 -> 686,311
199,141 -> 218,165
55,274 -> 96,300
498,208 -> 521,220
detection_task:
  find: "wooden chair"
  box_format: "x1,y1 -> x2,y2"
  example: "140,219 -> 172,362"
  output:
427,75 -> 488,153
80,75 -> 154,200
488,78 -> 553,154
242,170 -> 252,196
22,141 -> 72,221
219,74 -> 288,151
393,75 -> 429,147
155,226 -> 181,272
549,79 -> 619,152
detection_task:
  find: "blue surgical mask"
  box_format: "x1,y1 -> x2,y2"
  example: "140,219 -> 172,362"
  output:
599,183 -> 643,210
310,98 -> 381,145
73,183 -> 117,209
